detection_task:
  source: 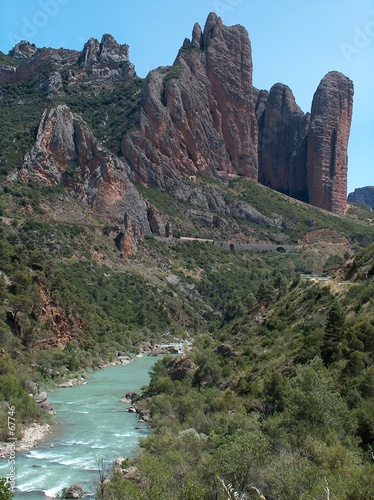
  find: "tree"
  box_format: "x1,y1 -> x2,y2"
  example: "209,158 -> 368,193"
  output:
7,293 -> 33,336
286,358 -> 354,440
256,280 -> 274,305
321,301 -> 346,364
98,470 -> 144,500
0,477 -> 13,499
211,429 -> 270,492
95,457 -> 111,500
263,371 -> 289,414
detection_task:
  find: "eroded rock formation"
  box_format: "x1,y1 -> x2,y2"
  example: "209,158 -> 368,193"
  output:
256,83 -> 310,202
19,104 -> 149,255
123,12 -> 258,187
256,72 -> 353,213
1,35 -> 136,87
306,71 -> 353,214
6,12 -> 354,242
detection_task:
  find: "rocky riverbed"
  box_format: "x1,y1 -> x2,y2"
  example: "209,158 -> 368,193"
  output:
0,422 -> 51,459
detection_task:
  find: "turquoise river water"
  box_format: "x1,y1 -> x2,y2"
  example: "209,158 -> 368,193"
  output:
0,356 -> 157,499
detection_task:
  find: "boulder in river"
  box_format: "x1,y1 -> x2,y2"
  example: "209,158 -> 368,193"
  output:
125,391 -> 141,403
118,356 -> 133,364
117,351 -> 132,358
63,484 -> 84,498
39,401 -> 56,415
59,380 -> 74,388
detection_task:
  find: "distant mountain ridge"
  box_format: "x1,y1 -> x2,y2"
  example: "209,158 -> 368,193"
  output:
0,13 -> 354,253
348,186 -> 374,211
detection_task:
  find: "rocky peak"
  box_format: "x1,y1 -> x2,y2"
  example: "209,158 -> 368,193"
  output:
201,12 -> 223,47
123,12 -> 258,187
19,104 -> 149,255
100,34 -> 129,62
2,34 -> 135,87
79,34 -> 130,69
191,23 -> 203,48
306,71 -> 353,214
9,40 -> 38,59
257,82 -> 310,202
79,38 -> 100,69
256,70 -> 353,213
75,34 -> 135,85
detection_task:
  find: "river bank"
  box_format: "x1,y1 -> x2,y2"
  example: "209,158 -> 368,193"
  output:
0,423 -> 51,459
0,341 -> 190,470
0,356 -> 159,498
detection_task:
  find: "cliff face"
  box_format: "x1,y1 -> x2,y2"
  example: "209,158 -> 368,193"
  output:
19,104 -> 149,255
306,71 -> 354,214
257,83 -> 310,202
123,13 -> 258,187
123,14 -> 353,213
4,12 -> 354,240
256,72 -> 353,213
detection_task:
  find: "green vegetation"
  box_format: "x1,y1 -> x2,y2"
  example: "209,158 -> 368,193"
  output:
0,67 -> 143,177
98,245 -> 374,499
0,52 -> 18,66
230,178 -> 374,245
0,52 -> 373,498
64,78 -> 144,155
0,207 -> 203,435
0,478 -> 13,499
160,63 -> 183,83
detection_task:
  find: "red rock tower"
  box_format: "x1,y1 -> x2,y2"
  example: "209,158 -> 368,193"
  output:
306,71 -> 354,214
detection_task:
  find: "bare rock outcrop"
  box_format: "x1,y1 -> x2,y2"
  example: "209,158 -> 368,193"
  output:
1,35 -> 136,87
166,354 -> 197,381
2,41 -> 79,84
63,484 -> 84,499
255,72 -> 353,213
348,186 -> 374,210
306,71 -> 353,214
257,83 -> 310,202
214,344 -> 238,358
19,104 -> 149,255
123,12 -> 258,187
3,15 -> 354,217
75,34 -> 136,85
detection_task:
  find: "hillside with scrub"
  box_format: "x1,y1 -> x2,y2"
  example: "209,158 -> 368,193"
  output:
96,244 -> 374,499
0,12 -> 373,498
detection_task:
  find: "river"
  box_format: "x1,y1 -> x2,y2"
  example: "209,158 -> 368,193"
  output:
0,355 -> 157,499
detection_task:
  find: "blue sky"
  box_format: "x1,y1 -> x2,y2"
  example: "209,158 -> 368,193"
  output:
1,0 -> 373,193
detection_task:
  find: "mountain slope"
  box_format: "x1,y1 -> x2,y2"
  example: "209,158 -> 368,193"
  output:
0,13 -> 372,478
1,12 -> 353,225
102,244 -> 374,499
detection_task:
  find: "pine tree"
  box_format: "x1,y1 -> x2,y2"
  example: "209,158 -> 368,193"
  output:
321,301 -> 346,364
